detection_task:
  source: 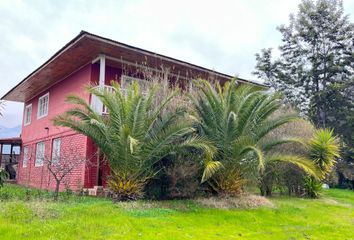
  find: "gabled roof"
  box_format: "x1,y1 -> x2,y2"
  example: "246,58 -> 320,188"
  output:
1,31 -> 266,102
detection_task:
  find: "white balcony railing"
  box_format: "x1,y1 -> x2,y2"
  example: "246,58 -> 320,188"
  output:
90,85 -> 114,114
90,76 -> 149,114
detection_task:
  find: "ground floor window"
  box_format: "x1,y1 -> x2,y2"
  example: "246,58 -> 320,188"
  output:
35,142 -> 45,166
51,138 -> 61,164
23,146 -> 30,168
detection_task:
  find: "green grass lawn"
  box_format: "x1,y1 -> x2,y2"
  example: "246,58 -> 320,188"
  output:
0,184 -> 353,240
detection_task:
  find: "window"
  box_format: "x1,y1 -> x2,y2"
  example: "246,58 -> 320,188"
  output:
24,104 -> 32,125
23,146 -> 30,168
51,138 -> 61,164
37,93 -> 49,119
35,142 -> 45,166
121,75 -> 150,95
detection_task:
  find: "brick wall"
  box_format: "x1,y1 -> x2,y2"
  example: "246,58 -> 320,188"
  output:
17,64 -> 92,191
17,133 -> 88,191
17,62 -> 133,191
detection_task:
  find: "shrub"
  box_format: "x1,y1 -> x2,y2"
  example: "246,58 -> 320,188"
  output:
0,168 -> 8,188
164,153 -> 201,199
303,176 -> 323,198
260,107 -> 316,196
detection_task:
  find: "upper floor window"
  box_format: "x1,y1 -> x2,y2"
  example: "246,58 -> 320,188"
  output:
121,75 -> 150,95
51,138 -> 61,164
35,142 -> 45,167
24,104 -> 32,126
23,146 -> 30,168
37,93 -> 49,119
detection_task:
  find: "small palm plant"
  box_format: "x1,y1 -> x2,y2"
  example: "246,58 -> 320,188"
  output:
304,129 -> 340,198
189,78 -> 319,195
54,81 -> 213,201
303,176 -> 323,198
309,129 -> 340,179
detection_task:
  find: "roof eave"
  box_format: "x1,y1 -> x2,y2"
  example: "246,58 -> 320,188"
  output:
1,31 -> 267,102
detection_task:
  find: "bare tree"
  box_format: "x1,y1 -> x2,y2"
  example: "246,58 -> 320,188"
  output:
43,140 -> 97,201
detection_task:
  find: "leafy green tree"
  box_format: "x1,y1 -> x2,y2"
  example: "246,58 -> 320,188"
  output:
254,0 -> 354,189
189,79 -> 319,195
337,146 -> 354,189
254,0 -> 354,128
54,81 -> 213,201
319,79 -> 354,148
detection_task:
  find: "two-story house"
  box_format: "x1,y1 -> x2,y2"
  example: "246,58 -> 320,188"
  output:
1,31 -> 264,191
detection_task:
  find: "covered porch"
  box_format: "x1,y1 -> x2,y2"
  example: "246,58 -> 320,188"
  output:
0,137 -> 21,181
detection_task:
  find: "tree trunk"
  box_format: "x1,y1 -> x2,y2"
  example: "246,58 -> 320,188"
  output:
265,186 -> 272,197
54,180 -> 60,201
260,186 -> 265,196
315,77 -> 322,127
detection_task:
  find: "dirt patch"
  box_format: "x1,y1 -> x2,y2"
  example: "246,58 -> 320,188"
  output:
194,194 -> 275,209
116,201 -> 156,210
116,200 -> 195,211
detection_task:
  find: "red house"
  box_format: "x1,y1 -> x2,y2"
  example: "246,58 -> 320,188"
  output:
1,31 -> 263,191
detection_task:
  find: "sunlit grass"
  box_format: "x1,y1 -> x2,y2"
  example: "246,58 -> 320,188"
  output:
0,184 -> 353,239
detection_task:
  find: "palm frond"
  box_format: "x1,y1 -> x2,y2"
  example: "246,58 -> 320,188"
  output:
267,154 -> 321,179
262,137 -> 307,151
201,159 -> 223,183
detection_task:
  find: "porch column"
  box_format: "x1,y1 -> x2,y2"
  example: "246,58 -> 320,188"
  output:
92,54 -> 106,115
99,54 -> 106,88
10,144 -> 13,163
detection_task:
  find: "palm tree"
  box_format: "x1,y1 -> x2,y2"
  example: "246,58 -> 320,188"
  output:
303,129 -> 340,198
308,129 -> 340,179
189,78 -> 319,195
54,81 -> 213,201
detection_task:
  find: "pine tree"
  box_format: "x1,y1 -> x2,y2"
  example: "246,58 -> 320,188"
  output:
254,0 -> 354,128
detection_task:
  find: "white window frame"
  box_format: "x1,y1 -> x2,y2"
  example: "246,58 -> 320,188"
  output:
51,138 -> 61,165
24,104 -> 32,126
121,75 -> 150,95
23,146 -> 30,168
37,93 -> 49,119
35,142 -> 45,167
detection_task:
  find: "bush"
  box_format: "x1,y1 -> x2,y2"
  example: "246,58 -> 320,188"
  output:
164,154 -> 201,199
0,168 -> 8,188
303,176 -> 322,198
143,151 -> 207,200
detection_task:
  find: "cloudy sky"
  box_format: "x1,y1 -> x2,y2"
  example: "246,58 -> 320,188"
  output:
0,0 -> 354,129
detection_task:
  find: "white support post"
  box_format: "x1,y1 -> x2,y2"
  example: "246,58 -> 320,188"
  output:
91,54 -> 106,115
99,54 -> 106,89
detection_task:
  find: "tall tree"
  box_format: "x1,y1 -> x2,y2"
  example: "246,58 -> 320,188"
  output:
253,0 -> 354,128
